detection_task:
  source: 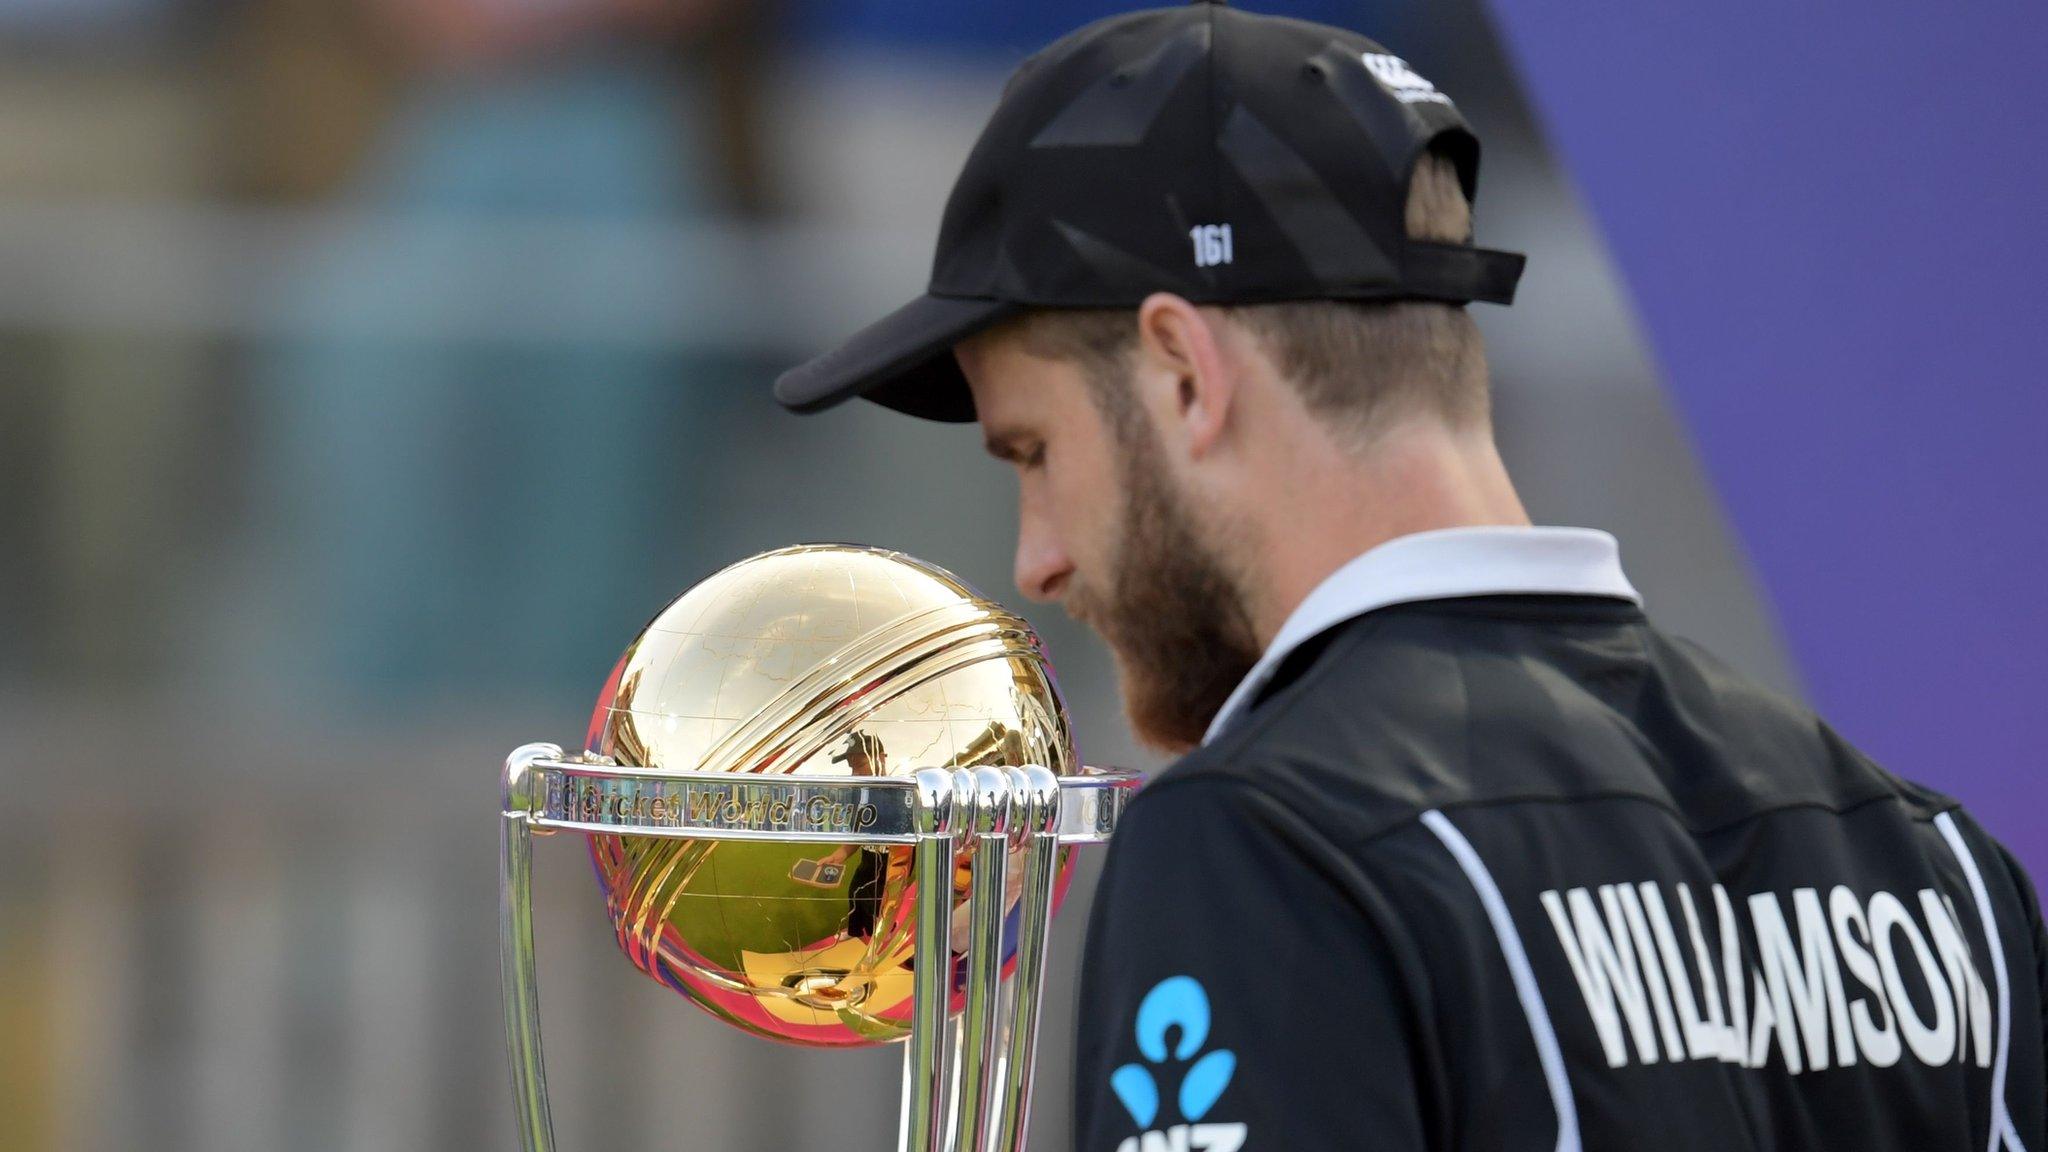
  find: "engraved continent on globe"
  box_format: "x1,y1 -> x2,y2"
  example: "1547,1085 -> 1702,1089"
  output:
584,544 -> 1076,1046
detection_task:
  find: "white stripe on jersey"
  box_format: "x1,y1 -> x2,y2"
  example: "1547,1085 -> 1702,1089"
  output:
1422,809 -> 1583,1152
1935,812 -> 2030,1152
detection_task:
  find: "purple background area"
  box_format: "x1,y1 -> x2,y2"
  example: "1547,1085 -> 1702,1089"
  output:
1480,2 -> 2048,874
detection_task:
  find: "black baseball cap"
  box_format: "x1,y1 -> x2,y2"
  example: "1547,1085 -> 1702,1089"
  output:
774,0 -> 1526,423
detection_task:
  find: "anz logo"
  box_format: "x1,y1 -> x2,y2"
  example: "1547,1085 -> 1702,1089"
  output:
1110,977 -> 1248,1152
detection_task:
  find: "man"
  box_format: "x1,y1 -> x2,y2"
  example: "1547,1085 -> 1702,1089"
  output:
775,3 -> 2048,1149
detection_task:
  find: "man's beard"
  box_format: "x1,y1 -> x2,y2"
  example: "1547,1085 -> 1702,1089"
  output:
1067,433 -> 1262,755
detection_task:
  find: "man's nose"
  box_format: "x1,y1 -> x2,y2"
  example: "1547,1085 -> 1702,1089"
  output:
1013,511 -> 1072,604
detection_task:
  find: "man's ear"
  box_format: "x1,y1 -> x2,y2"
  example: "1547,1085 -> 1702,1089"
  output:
1134,292 -> 1235,459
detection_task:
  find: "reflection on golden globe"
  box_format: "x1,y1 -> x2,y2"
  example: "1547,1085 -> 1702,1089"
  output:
583,544 -> 1076,1047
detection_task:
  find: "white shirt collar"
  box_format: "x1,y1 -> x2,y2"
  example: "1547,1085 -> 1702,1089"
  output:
1202,526 -> 1641,745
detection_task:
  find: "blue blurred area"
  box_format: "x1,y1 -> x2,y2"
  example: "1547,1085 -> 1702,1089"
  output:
259,53 -> 723,704
785,0 -> 1414,54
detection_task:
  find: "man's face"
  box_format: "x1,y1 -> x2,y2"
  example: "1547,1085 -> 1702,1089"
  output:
956,329 -> 1259,753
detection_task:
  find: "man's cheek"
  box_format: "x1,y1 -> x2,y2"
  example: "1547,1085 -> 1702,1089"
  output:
1061,482 -> 1118,579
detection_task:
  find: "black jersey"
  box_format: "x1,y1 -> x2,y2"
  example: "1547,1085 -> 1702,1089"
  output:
1072,593 -> 2046,1151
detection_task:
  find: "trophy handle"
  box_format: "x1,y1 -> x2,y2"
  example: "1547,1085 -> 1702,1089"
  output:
502,743 -> 563,1152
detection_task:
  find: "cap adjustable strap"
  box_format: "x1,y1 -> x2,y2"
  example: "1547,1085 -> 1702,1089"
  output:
1402,241 -> 1527,306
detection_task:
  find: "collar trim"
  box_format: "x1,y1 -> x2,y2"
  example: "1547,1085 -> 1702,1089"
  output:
1201,526 -> 1640,745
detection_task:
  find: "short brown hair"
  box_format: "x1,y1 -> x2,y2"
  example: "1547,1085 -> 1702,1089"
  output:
1007,149 -> 1490,441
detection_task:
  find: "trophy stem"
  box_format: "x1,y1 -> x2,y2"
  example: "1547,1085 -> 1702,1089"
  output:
502,743 -> 564,1152
990,766 -> 1063,1152
957,768 -> 1014,1151
904,769 -> 959,1152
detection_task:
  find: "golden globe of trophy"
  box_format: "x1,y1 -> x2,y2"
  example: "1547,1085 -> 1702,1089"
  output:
500,544 -> 1139,1152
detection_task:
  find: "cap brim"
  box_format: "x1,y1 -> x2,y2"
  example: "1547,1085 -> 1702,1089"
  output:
774,294 -> 1021,423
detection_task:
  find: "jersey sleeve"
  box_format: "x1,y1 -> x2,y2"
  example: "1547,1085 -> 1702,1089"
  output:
1071,777 -> 1432,1151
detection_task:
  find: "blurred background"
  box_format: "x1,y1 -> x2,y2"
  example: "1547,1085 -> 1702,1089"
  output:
0,0 -> 2040,1149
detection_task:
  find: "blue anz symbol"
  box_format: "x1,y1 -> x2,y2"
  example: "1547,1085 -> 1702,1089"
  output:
1109,977 -> 1248,1152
